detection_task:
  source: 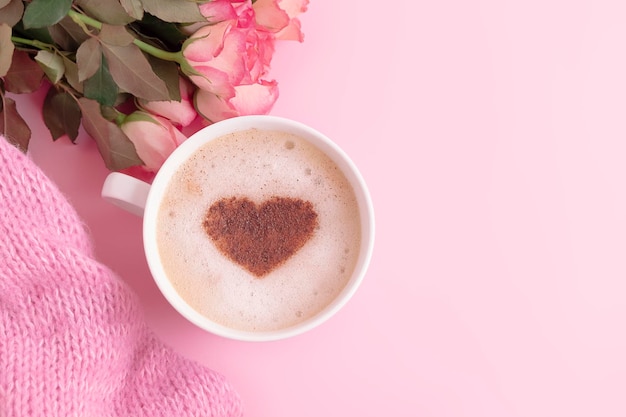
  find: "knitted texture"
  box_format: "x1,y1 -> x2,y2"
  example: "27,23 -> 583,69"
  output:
0,137 -> 243,417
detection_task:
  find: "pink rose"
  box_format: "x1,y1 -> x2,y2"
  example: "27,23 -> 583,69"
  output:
138,77 -> 197,127
182,5 -> 275,101
195,80 -> 278,122
121,112 -> 187,172
253,0 -> 309,41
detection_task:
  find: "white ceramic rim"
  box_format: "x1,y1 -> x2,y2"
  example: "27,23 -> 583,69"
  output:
143,115 -> 375,341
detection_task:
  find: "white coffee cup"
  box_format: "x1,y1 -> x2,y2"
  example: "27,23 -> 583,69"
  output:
101,115 -> 374,341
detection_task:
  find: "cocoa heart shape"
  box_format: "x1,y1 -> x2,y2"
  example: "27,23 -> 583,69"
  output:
203,196 -> 318,277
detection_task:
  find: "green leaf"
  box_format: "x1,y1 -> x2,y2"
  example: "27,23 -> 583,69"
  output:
83,54 -> 118,107
35,50 -> 65,84
0,94 -> 31,152
99,24 -> 135,46
4,50 -> 44,93
22,0 -> 73,29
129,13 -> 187,50
43,89 -> 81,142
100,41 -> 170,101
75,0 -> 135,25
49,16 -> 91,51
0,23 -> 14,77
147,55 -> 180,101
140,0 -> 205,23
77,97 -> 143,170
120,0 -> 143,20
76,37 -> 102,81
0,0 -> 24,27
60,54 -> 83,93
100,105 -> 122,122
12,20 -> 55,45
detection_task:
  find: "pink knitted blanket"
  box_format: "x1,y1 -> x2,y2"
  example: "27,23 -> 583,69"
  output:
0,137 -> 242,416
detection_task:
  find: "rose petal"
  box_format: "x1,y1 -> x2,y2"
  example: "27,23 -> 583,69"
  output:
183,22 -> 230,62
188,66 -> 236,99
139,79 -> 198,127
253,0 -> 290,32
278,0 -> 309,18
275,17 -> 304,41
205,26 -> 248,83
199,0 -> 238,23
195,80 -> 278,123
229,80 -> 279,115
184,21 -> 249,94
241,29 -> 275,83
194,89 -> 239,122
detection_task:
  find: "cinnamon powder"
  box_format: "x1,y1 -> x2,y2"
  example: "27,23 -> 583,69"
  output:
203,196 -> 318,277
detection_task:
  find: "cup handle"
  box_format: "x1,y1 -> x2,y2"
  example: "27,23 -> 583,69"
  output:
101,172 -> 151,217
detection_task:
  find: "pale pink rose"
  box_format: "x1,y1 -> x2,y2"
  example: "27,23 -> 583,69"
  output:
182,4 -> 275,100
121,112 -> 187,172
138,78 -> 197,127
182,20 -> 245,98
194,80 -> 278,122
253,0 -> 309,41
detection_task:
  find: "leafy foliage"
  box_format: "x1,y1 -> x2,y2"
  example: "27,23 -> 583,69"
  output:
0,23 -> 13,76
0,0 -> 202,169
0,94 -> 30,151
0,0 -> 307,171
78,97 -> 142,170
43,88 -> 81,141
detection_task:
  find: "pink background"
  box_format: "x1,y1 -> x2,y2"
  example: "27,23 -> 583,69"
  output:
12,0 -> 626,415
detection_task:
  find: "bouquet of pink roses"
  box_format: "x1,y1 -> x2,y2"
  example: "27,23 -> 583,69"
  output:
0,0 -> 307,174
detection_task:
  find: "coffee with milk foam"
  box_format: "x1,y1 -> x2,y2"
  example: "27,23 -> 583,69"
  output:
156,128 -> 361,332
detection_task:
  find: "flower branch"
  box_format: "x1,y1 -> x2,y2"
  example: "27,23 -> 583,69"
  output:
0,0 -> 309,175
10,36 -> 54,52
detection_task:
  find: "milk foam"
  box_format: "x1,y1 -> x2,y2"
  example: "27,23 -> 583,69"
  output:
156,129 -> 361,332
